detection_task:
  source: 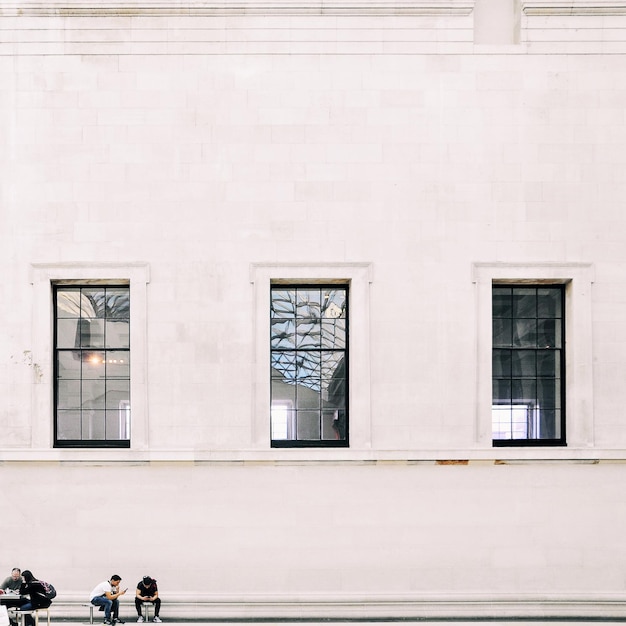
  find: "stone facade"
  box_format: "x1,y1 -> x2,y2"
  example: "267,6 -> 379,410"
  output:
2,0 -> 626,619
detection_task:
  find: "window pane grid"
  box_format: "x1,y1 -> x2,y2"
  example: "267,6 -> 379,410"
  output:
492,285 -> 564,446
54,285 -> 131,447
271,285 -> 348,447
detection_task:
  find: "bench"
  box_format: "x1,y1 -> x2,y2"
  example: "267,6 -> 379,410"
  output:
84,603 -> 125,624
86,602 -> 153,624
140,601 -> 156,622
9,607 -> 51,626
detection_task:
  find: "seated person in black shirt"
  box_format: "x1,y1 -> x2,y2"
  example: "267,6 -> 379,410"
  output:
17,571 -> 52,626
135,577 -> 161,623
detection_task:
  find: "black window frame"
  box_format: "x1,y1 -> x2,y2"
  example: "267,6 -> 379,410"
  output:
53,283 -> 131,449
270,283 -> 349,448
492,284 -> 566,448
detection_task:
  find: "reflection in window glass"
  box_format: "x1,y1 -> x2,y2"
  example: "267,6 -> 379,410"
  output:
270,285 -> 348,447
54,285 -> 130,448
492,285 -> 564,446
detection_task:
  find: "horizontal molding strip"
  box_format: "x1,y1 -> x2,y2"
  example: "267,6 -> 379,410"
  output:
1,448 -> 626,463
1,0 -> 475,16
523,1 -> 626,15
37,592 -> 626,620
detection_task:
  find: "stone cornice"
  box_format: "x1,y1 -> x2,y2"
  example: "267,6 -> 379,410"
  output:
1,0 -> 474,16
523,0 -> 626,15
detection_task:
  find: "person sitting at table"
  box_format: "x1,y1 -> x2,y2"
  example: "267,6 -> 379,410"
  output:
0,568 -> 26,611
16,570 -> 52,626
0,569 -> 22,594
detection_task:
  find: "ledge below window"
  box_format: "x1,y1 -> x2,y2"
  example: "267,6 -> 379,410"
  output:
0,446 -> 625,464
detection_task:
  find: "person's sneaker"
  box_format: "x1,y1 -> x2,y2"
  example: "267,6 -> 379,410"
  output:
153,618 -> 162,623
115,619 -> 126,624
104,620 -> 112,625
137,618 -> 144,623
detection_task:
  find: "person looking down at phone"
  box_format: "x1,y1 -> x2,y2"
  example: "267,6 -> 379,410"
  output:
89,575 -> 127,625
135,576 -> 161,623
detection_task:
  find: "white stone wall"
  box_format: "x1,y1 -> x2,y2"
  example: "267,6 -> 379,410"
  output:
2,0 -> 626,617
3,460 -> 626,619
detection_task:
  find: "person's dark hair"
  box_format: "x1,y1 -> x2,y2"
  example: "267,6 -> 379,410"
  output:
110,575 -> 122,582
11,569 -> 20,575
21,571 -> 34,583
